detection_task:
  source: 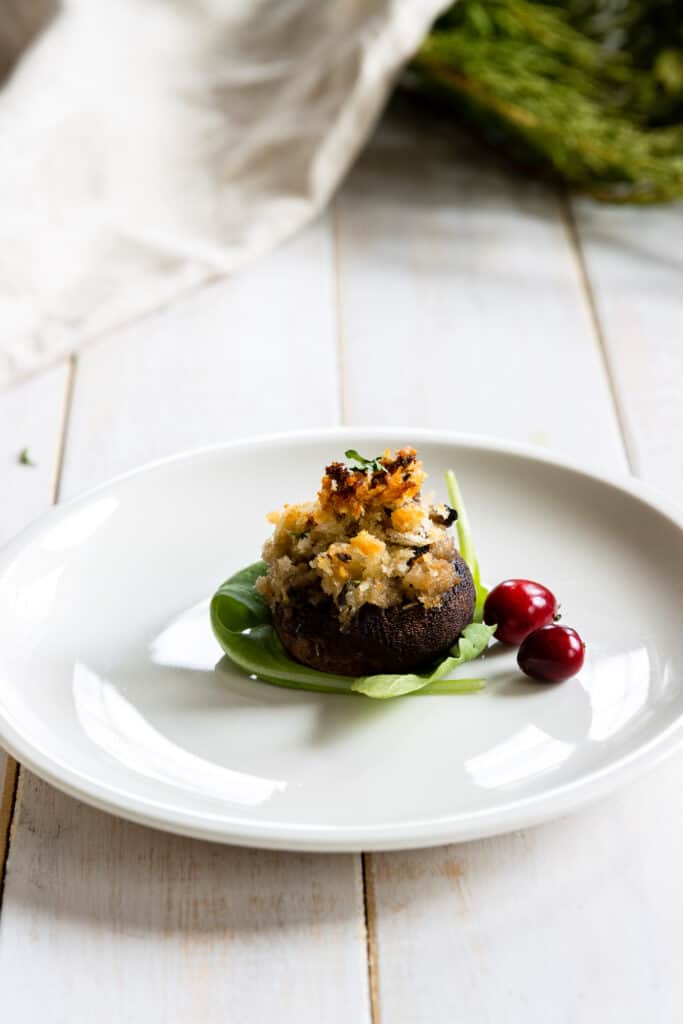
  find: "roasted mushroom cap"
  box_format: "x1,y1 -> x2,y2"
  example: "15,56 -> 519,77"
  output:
271,554 -> 475,677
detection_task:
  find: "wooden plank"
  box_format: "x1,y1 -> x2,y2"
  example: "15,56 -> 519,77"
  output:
367,792 -> 683,1023
5,777 -> 366,1023
334,99 -> 679,1023
0,220 -> 371,1023
0,363 -> 69,543
335,100 -> 625,472
0,362 -> 70,887
571,200 -> 683,488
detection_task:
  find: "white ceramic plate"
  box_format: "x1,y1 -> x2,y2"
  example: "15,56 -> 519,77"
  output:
1,429 -> 682,851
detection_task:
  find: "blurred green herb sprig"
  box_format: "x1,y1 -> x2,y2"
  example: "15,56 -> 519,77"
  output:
409,0 -> 683,201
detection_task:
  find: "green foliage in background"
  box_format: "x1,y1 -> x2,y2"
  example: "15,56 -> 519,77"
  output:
409,0 -> 683,201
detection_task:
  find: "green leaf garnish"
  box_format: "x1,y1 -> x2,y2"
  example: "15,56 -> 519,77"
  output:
344,449 -> 387,474
445,469 -> 489,622
215,624 -> 358,694
212,561 -> 494,700
427,621 -> 497,681
417,678 -> 486,696
351,622 -> 495,698
214,620 -> 486,698
351,673 -> 430,699
210,560 -> 271,634
18,447 -> 35,467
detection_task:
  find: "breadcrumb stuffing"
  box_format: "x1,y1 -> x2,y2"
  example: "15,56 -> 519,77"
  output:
256,448 -> 459,628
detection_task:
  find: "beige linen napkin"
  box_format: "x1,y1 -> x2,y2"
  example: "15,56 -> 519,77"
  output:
0,0 -> 448,388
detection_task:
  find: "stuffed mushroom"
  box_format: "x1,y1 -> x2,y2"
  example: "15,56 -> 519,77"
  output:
256,447 -> 475,676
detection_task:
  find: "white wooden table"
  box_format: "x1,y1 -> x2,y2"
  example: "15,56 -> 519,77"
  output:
1,97 -> 682,1023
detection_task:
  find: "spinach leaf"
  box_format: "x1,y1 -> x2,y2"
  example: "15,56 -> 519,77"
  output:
350,673 -> 486,699
417,678 -> 485,696
351,622 -> 495,699
217,624 -> 358,694
351,672 -> 430,699
212,570 -> 492,699
215,623 -> 485,698
427,621 -> 497,681
210,560 -> 271,634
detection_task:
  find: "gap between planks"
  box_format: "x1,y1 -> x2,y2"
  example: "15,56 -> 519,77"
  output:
0,354 -> 77,908
558,191 -> 638,476
0,758 -> 19,907
361,853 -> 381,1024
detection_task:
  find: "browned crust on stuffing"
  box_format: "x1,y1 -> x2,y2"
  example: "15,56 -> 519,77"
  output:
318,447 -> 426,518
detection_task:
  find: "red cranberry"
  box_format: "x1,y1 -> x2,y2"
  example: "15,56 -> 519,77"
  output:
483,579 -> 558,645
517,625 -> 585,683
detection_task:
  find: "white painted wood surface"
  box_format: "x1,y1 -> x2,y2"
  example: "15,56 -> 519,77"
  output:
572,200 -> 683,485
0,363 -> 69,873
1,98 -> 682,1022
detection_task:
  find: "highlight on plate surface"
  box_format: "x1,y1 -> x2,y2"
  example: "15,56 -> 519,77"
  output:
211,447 -> 585,698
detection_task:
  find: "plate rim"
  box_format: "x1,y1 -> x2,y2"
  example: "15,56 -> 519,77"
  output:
1,427 -> 682,852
